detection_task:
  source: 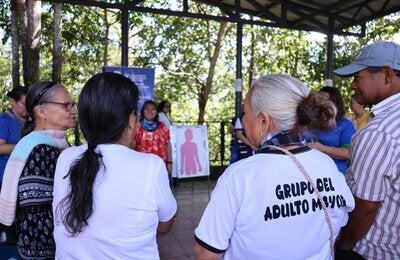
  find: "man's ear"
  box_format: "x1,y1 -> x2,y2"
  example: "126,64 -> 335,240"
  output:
383,66 -> 395,84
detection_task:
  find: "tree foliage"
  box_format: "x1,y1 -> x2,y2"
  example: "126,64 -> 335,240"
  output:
0,2 -> 399,164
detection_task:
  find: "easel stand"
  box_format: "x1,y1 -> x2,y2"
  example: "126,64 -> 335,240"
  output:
174,175 -> 211,201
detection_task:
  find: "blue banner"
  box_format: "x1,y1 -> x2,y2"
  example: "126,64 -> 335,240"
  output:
103,67 -> 155,112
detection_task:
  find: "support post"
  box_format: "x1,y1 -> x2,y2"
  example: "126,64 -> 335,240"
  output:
326,14 -> 334,80
121,7 -> 129,66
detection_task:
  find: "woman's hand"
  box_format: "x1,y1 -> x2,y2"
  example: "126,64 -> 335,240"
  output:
307,140 -> 324,151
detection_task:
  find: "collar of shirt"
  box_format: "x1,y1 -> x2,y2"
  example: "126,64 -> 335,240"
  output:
371,92 -> 400,117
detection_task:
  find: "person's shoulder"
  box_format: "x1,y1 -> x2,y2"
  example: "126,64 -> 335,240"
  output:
338,117 -> 356,131
103,143 -> 164,163
158,112 -> 167,119
0,111 -> 7,119
307,148 -> 335,162
222,155 -> 264,180
0,111 -> 12,121
28,144 -> 61,159
29,143 -> 61,153
59,144 -> 87,160
158,121 -> 169,131
339,117 -> 353,125
137,150 -> 164,161
130,149 -> 166,169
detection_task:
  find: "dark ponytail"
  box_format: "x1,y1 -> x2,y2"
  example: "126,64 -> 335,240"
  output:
58,72 -> 139,236
61,144 -> 103,236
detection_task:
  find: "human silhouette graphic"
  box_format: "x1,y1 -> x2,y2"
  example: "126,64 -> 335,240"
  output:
180,128 -> 202,176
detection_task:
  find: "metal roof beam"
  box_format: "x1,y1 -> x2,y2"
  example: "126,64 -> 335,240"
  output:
193,0 -> 235,17
335,1 -> 400,32
246,0 -> 284,23
281,0 -> 328,32
46,0 -> 122,9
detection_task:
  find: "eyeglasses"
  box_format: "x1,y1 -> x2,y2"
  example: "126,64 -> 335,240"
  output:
41,101 -> 76,111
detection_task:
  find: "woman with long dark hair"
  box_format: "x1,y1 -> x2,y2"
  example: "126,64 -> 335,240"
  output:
136,100 -> 173,187
157,100 -> 172,129
53,72 -> 176,259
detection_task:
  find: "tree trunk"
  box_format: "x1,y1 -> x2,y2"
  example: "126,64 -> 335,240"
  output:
197,21 -> 228,125
52,2 -> 62,82
10,0 -> 21,88
16,0 -> 29,86
103,8 -> 109,67
24,0 -> 41,86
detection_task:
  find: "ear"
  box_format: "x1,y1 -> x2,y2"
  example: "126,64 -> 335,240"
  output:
128,112 -> 138,130
35,105 -> 47,120
257,112 -> 276,135
383,66 -> 395,84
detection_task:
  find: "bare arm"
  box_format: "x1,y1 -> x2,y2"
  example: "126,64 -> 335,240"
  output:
157,215 -> 176,234
0,140 -> 15,155
235,130 -> 257,150
166,141 -> 172,174
336,197 -> 381,250
307,141 -> 350,160
194,242 -> 223,260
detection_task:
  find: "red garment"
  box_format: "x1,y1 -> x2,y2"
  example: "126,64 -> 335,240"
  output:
135,122 -> 170,162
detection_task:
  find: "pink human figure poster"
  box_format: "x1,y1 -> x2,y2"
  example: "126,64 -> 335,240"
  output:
170,125 -> 210,178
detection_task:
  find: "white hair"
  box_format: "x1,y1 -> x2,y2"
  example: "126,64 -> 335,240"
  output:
250,74 -> 309,131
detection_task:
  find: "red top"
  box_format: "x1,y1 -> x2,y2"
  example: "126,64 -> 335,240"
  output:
135,122 -> 170,162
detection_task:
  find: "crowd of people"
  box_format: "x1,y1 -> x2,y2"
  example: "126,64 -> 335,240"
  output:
0,40 -> 399,259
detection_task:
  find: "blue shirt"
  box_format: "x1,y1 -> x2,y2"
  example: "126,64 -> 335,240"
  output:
305,118 -> 355,173
0,110 -> 23,181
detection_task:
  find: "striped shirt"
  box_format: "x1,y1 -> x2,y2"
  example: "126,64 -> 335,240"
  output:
346,92 -> 400,259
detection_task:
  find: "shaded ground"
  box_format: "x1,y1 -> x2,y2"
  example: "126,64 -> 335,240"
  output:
158,179 -> 216,260
0,179 -> 217,260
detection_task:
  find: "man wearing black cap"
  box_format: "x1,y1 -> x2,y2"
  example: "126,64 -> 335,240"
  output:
334,41 -> 400,259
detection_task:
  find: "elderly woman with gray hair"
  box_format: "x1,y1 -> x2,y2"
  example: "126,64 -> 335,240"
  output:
194,74 -> 355,259
0,81 -> 76,259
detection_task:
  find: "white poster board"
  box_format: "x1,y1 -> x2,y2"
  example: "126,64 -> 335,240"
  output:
170,125 -> 210,179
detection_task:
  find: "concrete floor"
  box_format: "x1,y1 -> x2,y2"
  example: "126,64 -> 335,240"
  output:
157,179 -> 216,260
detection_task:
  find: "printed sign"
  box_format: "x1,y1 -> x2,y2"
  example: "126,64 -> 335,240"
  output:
103,67 -> 155,111
170,125 -> 210,178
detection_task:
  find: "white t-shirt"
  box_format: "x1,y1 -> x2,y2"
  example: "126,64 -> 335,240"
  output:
53,144 -> 177,260
158,112 -> 171,129
195,147 -> 355,259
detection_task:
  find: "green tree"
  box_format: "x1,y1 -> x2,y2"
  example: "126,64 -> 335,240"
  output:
0,43 -> 12,112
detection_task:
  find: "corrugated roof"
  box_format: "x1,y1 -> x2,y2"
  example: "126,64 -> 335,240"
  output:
46,0 -> 400,36
195,0 -> 400,35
